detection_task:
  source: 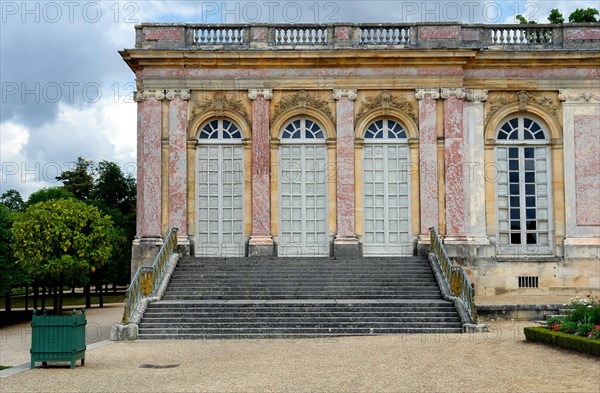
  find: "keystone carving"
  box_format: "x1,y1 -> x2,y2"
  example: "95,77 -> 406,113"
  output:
485,91 -> 560,127
192,92 -> 249,124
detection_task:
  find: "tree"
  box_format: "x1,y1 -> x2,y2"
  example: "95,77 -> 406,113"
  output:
56,157 -> 95,201
93,161 -> 136,214
11,199 -> 113,313
516,14 -> 537,24
548,9 -> 564,24
0,189 -> 24,212
0,203 -> 29,311
26,187 -> 75,207
569,8 -> 599,23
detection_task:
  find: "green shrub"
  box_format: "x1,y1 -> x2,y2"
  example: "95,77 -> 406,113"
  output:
560,321 -> 577,334
576,323 -> 595,337
545,316 -> 565,327
524,327 -> 600,357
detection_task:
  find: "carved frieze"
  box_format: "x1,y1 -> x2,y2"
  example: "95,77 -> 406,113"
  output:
356,90 -> 417,124
272,90 -> 334,124
558,89 -> 600,103
165,89 -> 191,101
134,89 -> 166,101
485,91 -> 560,127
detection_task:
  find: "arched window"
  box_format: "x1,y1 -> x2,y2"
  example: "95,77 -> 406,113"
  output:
495,115 -> 552,255
278,118 -> 328,256
363,119 -> 412,256
196,119 -> 244,256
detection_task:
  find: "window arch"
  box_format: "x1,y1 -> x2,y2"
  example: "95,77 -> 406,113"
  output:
495,115 -> 552,255
198,119 -> 242,141
280,118 -> 325,141
364,119 -> 408,140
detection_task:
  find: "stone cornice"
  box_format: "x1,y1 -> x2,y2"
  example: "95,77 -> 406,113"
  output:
165,89 -> 191,100
333,89 -> 357,101
558,89 -> 600,103
134,89 -> 166,101
440,88 -> 466,99
415,89 -> 441,100
248,89 -> 273,100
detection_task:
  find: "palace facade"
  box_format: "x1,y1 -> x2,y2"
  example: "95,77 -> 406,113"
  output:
121,23 -> 600,296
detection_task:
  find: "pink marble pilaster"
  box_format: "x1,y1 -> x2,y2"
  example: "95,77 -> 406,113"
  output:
441,88 -> 466,238
415,89 -> 441,237
248,89 -> 274,247
333,89 -> 358,243
574,114 -> 600,226
134,89 -> 165,239
166,89 -> 191,235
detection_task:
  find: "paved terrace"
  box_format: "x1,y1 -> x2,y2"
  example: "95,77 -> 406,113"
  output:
133,22 -> 600,50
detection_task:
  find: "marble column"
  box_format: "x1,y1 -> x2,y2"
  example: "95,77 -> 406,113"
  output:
464,89 -> 490,246
441,88 -> 467,242
415,89 -> 441,247
333,89 -> 360,256
134,89 -> 165,239
166,89 -> 191,246
131,89 -> 165,276
248,89 -> 274,256
559,89 -> 600,258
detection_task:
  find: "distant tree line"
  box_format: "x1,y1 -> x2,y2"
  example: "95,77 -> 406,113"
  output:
517,7 -> 599,24
0,157 -> 136,314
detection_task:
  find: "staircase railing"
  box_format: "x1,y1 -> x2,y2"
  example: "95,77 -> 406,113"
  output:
429,227 -> 478,322
122,227 -> 179,323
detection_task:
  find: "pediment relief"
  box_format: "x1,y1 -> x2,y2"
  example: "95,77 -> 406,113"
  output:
356,90 -> 417,124
272,90 -> 334,124
192,92 -> 250,124
485,91 -> 560,127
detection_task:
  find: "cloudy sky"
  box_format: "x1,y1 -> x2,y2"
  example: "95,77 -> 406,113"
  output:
0,0 -> 596,198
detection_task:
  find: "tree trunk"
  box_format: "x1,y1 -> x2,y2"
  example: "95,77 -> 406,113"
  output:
4,290 -> 11,312
85,284 -> 91,308
57,275 -> 64,315
112,282 -> 117,294
33,285 -> 39,310
99,283 -> 104,308
25,286 -> 29,311
41,286 -> 46,311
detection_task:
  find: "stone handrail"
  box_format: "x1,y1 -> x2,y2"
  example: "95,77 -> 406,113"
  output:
134,22 -> 600,50
429,227 -> 478,323
121,227 -> 179,324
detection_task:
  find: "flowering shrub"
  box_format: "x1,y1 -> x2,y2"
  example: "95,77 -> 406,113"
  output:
545,295 -> 600,340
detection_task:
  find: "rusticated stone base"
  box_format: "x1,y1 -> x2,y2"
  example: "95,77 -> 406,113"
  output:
131,237 -> 163,278
248,236 -> 275,257
334,237 -> 360,257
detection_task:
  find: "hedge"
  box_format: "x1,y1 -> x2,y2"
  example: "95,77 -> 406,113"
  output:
524,327 -> 600,357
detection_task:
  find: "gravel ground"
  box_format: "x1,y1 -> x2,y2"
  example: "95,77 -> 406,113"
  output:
1,321 -> 598,393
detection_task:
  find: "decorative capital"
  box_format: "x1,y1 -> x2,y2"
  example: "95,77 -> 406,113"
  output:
333,89 -> 357,101
248,89 -> 273,100
134,89 -> 166,102
165,89 -> 191,101
559,89 -> 600,103
440,88 -> 466,100
415,88 -> 441,100
465,89 -> 488,103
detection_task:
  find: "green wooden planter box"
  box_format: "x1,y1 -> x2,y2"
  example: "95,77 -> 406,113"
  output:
30,308 -> 86,369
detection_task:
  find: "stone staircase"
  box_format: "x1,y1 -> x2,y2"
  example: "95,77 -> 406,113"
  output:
138,256 -> 464,339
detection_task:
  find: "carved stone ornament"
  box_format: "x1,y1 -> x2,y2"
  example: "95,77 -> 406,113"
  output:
192,92 -> 249,124
333,89 -> 358,101
415,88 -> 441,100
272,90 -> 334,124
248,89 -> 273,100
165,89 -> 191,101
356,90 -> 417,124
558,89 -> 600,103
485,91 -> 560,127
440,88 -> 466,99
465,89 -> 488,103
133,89 -> 166,102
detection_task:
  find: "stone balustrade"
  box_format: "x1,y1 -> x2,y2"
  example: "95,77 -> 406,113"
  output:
134,22 -> 600,50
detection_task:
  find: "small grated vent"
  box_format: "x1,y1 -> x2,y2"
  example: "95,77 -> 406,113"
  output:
518,276 -> 539,288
